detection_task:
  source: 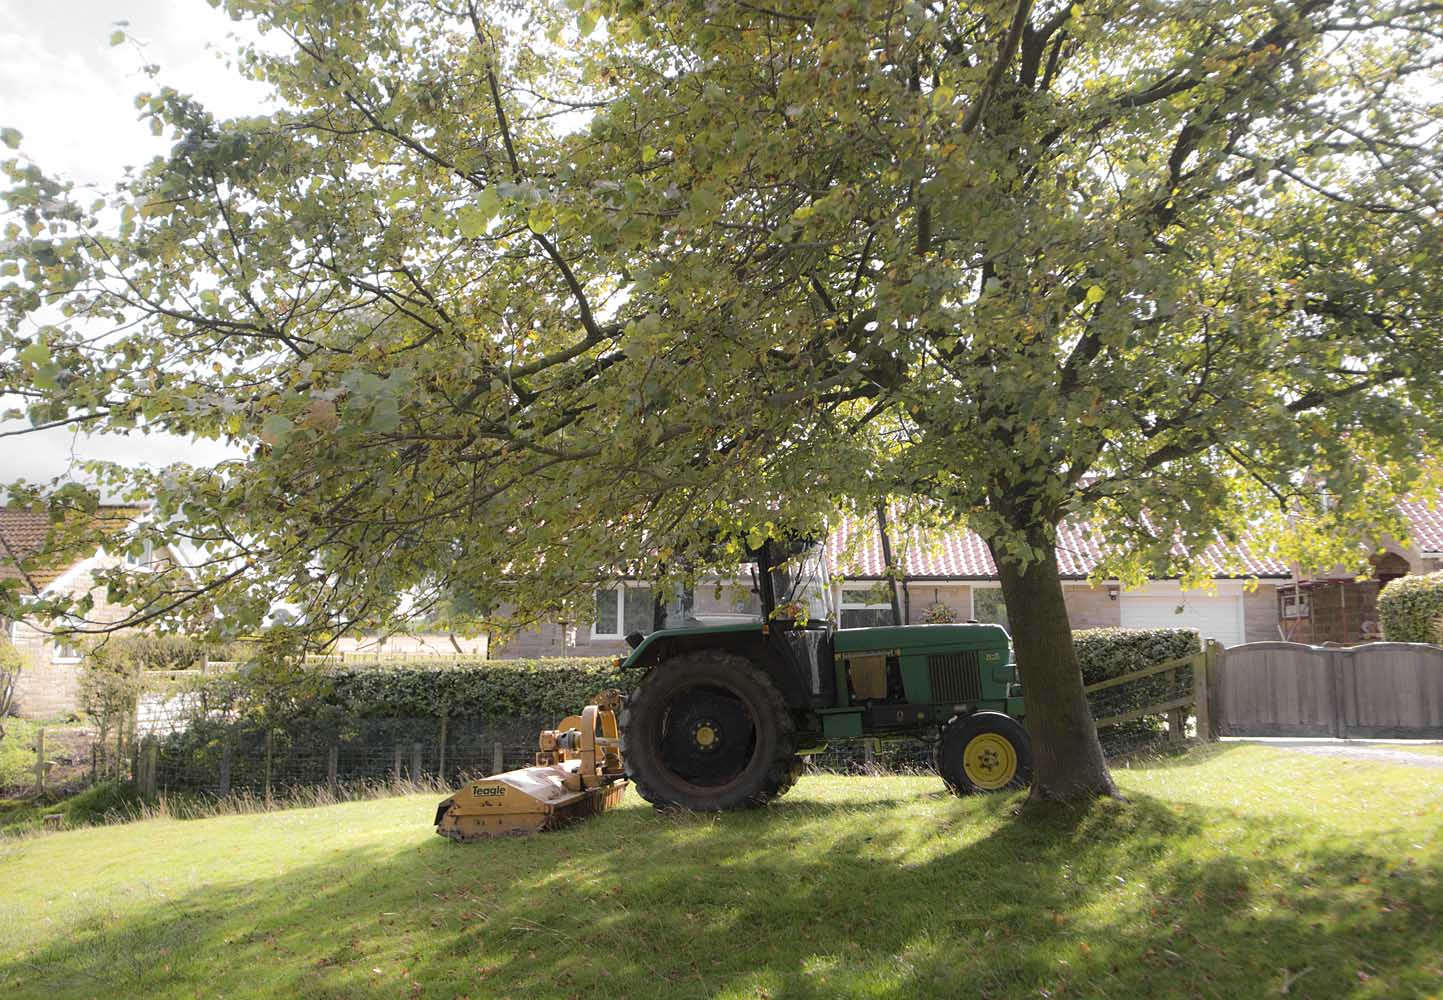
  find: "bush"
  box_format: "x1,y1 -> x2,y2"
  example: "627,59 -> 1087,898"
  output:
166,655 -> 638,730
1377,571 -> 1443,644
921,602 -> 957,624
1073,628 -> 1203,748
1073,627 -> 1203,686
78,639 -> 147,745
0,636 -> 22,726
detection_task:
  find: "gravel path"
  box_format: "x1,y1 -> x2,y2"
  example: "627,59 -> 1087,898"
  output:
1246,741 -> 1443,769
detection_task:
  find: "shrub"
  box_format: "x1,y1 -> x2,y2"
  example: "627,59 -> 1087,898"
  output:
1376,571 -> 1443,644
0,636 -> 22,727
921,602 -> 957,624
164,655 -> 637,731
1073,628 -> 1202,746
1073,627 -> 1203,687
78,638 -> 147,749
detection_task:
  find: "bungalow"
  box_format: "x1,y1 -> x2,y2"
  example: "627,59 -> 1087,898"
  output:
0,504 -> 183,718
493,500 -> 1443,657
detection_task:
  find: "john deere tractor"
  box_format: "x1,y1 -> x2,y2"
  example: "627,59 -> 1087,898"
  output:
618,539 -> 1031,810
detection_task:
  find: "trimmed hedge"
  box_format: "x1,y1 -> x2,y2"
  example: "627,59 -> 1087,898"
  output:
1073,627 -> 1203,686
1377,571 -> 1443,644
1073,627 -> 1203,744
166,656 -> 640,728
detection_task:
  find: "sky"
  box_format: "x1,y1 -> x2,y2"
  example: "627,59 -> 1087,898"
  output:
0,0 -> 270,490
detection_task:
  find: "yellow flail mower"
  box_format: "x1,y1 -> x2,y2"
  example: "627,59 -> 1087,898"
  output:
434,691 -> 628,840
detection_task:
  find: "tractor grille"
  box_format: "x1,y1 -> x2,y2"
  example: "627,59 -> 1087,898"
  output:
928,651 -> 982,704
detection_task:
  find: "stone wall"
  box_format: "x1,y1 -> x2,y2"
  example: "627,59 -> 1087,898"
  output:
9,554 -> 135,718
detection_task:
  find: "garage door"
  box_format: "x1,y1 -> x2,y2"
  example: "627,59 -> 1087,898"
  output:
1120,594 -> 1244,647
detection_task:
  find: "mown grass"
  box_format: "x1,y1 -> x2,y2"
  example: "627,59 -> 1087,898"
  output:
1,744 -> 1441,1000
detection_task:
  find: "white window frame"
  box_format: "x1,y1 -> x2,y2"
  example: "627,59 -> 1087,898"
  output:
122,538 -> 154,568
51,632 -> 83,663
591,582 -> 656,639
968,583 -> 1008,625
1280,590 -> 1310,620
838,585 -> 895,629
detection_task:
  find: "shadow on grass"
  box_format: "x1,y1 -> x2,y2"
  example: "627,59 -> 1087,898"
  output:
5,784 -> 1441,1000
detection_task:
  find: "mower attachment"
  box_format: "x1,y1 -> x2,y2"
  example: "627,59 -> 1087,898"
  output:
434,693 -> 628,840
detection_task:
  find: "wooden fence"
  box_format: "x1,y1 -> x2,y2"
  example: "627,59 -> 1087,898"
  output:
1083,643 -> 1217,742
1212,641 -> 1443,739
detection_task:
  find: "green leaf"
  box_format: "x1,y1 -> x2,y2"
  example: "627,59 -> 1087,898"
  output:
18,342 -> 50,367
528,202 -> 555,234
457,205 -> 488,239
477,187 -> 502,218
1085,285 -> 1106,304
642,145 -> 657,164
0,127 -> 20,150
109,29 -> 126,46
260,414 -> 294,446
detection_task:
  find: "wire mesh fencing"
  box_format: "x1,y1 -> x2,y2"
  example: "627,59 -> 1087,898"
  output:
138,715 -> 555,799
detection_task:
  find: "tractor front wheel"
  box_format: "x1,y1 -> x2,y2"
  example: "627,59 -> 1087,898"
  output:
935,712 -> 1033,795
621,650 -> 798,810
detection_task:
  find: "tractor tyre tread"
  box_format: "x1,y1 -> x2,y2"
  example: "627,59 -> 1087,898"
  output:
621,649 -> 798,811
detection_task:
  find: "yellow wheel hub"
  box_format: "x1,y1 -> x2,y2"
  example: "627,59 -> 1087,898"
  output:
962,733 -> 1018,790
694,725 -> 717,748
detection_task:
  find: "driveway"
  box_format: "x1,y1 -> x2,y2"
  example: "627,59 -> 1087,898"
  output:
1229,738 -> 1443,769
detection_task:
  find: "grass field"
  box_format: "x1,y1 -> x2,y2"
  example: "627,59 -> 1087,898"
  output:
2,744 -> 1441,999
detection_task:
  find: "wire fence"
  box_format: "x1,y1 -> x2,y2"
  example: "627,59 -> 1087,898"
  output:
124,713 -> 1175,801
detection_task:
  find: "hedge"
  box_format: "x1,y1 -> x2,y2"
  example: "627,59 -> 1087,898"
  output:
1377,571 -> 1443,644
161,655 -> 640,728
1073,627 -> 1203,686
1073,627 -> 1203,744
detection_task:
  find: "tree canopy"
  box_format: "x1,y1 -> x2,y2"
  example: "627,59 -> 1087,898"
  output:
4,0 -> 1442,798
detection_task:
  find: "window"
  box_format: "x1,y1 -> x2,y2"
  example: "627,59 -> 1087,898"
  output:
1281,591 -> 1310,620
971,587 -> 1010,630
592,586 -> 656,638
840,586 -> 896,629
122,539 -> 153,567
52,635 -> 82,662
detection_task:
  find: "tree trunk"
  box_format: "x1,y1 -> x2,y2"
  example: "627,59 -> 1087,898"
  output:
988,537 -> 1119,803
875,503 -> 904,625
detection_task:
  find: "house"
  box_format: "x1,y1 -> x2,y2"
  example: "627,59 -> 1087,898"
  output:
0,504 -> 181,718
494,499 -> 1443,656
1275,498 -> 1443,645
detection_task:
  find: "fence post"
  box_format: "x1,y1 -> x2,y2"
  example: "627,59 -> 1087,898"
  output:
264,727 -> 274,801
34,726 -> 45,796
327,744 -> 339,797
411,741 -> 423,787
1206,640 -> 1225,739
1193,646 -> 1212,742
863,740 -> 875,770
492,741 -> 504,775
393,743 -> 403,785
143,739 -> 159,798
218,737 -> 233,799
1331,647 -> 1350,738
437,714 -> 448,786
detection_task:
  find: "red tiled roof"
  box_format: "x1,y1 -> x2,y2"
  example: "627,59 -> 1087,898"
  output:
826,510 -> 1293,581
0,505 -> 145,595
1401,498 -> 1443,554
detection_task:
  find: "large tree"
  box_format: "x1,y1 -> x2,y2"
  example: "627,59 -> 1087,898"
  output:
3,0 -> 1441,801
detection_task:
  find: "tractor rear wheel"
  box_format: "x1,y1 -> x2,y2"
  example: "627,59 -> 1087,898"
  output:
621,650 -> 798,810
935,712 -> 1033,795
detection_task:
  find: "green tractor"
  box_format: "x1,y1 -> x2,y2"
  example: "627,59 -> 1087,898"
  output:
618,539 -> 1032,810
